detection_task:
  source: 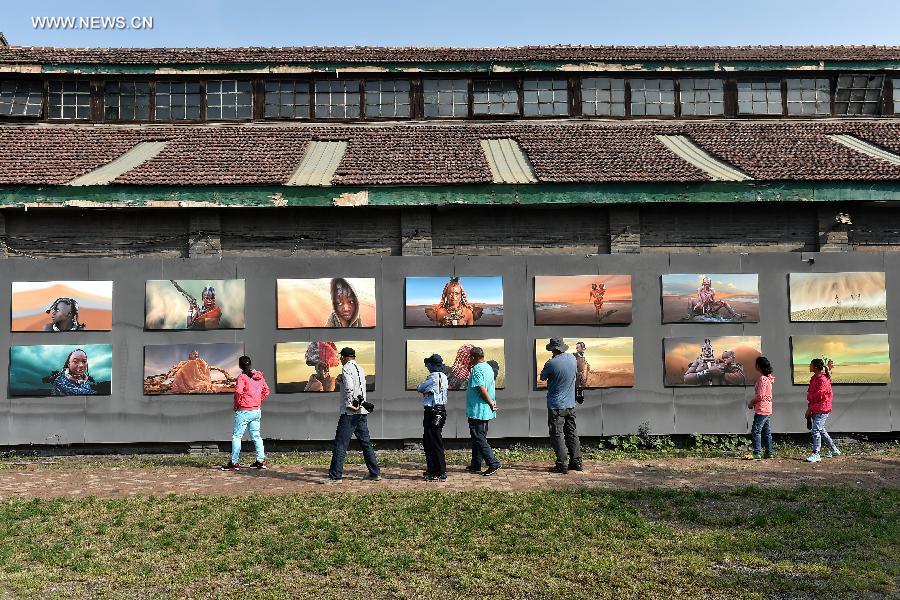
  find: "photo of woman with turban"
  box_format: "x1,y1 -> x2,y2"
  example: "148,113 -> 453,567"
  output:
42,348 -> 98,395
426,278 -> 484,327
325,278 -> 363,328
447,343 -> 475,389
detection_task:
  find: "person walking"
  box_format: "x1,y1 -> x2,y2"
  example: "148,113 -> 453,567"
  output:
417,354 -> 449,482
323,347 -> 382,483
221,355 -> 270,471
465,346 -> 501,476
806,358 -> 840,463
748,356 -> 775,460
538,338 -> 582,474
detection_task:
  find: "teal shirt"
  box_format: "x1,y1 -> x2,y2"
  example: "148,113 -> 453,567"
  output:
465,362 -> 496,421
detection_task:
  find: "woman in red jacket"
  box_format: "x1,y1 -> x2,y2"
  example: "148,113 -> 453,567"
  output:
222,355 -> 271,471
805,358 -> 841,463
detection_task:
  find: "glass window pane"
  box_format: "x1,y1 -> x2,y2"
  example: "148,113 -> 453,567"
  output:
424,79 -> 469,118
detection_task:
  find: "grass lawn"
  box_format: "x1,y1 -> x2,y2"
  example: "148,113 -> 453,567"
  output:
0,486 -> 896,599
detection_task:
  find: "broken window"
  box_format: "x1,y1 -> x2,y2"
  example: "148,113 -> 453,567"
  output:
580,77 -> 625,116
314,80 -> 360,119
894,79 -> 900,114
737,80 -> 782,115
523,78 -> 568,116
835,74 -> 884,116
207,79 -> 253,120
786,78 -> 830,115
473,80 -> 519,115
680,78 -> 725,116
155,81 -> 201,120
264,80 -> 310,118
365,79 -> 411,118
423,79 -> 469,117
630,79 -> 675,116
48,80 -> 91,119
103,81 -> 150,120
0,80 -> 43,117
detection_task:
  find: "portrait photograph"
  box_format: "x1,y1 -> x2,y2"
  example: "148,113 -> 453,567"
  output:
277,278 -> 376,329
535,337 -> 634,389
275,341 -> 376,393
533,275 -> 632,325
791,335 -> 890,384
406,339 -> 505,390
405,276 -> 503,327
661,274 -> 759,323
11,281 -> 113,332
143,342 -> 244,395
664,336 -> 762,386
9,344 -> 113,396
145,279 -> 245,330
789,272 -> 887,322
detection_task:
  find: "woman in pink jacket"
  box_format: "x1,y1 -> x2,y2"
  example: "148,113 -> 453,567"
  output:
805,358 -> 840,463
222,355 -> 271,471
748,356 -> 775,459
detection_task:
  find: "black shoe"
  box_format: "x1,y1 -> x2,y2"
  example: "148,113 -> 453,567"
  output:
250,460 -> 268,470
220,461 -> 239,471
464,465 -> 482,473
568,463 -> 583,472
482,464 -> 502,477
426,474 -> 448,482
549,465 -> 569,474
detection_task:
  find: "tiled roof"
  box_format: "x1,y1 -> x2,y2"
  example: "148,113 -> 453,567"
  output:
3,120 -> 900,186
2,45 -> 900,65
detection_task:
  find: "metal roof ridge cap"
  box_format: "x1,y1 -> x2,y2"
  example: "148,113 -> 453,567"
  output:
67,140 -> 168,186
655,134 -> 752,182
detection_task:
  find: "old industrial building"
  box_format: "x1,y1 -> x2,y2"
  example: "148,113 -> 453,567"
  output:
0,39 -> 898,444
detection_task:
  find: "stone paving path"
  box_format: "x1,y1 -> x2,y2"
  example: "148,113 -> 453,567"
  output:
0,455 -> 896,499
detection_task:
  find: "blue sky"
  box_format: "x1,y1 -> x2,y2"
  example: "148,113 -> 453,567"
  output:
662,274 -> 759,297
5,0 -> 900,47
406,277 -> 503,305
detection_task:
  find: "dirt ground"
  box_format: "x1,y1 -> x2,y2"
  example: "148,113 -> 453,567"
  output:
0,455 -> 896,499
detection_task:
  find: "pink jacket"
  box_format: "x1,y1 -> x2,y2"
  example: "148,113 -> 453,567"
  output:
233,370 -> 270,411
751,374 -> 774,415
806,373 -> 833,415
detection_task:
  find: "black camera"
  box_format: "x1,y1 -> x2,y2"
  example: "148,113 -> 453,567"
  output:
352,394 -> 375,412
575,387 -> 585,405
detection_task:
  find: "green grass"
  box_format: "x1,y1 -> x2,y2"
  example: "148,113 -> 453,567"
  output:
1,440 -> 897,471
0,486 -> 896,599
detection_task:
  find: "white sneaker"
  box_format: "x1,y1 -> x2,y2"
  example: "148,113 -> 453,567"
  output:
806,453 -> 821,463
825,448 -> 841,458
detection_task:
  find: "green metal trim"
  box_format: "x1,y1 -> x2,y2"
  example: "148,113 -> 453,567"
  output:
4,182 -> 900,208
37,59 -> 900,75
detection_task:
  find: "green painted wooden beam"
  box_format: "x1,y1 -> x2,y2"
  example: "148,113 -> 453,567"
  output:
3,182 -> 900,208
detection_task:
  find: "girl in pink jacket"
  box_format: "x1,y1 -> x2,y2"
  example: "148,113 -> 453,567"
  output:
222,355 -> 270,471
805,358 -> 840,463
748,356 -> 775,459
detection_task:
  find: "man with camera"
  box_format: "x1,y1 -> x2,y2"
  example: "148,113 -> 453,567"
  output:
324,347 -> 382,483
417,353 -> 449,481
538,338 -> 582,474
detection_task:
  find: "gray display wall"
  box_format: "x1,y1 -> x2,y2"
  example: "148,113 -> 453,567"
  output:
0,252 -> 897,446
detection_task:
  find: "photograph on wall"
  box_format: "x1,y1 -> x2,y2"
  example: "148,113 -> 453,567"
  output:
791,335 -> 890,384
9,344 -> 113,396
405,276 -> 503,327
277,278 -> 376,329
406,339 -> 505,390
533,275 -> 632,325
661,274 -> 759,323
143,342 -> 244,395
11,281 -> 113,332
145,279 -> 245,330
275,341 -> 376,393
789,272 -> 886,322
664,336 -> 762,386
535,337 -> 634,388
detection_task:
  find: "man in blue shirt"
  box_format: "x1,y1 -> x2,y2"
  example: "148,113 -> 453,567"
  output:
538,338 -> 582,474
465,346 -> 501,476
417,353 -> 449,481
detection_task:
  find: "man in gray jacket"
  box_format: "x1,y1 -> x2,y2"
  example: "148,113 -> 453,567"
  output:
324,347 -> 381,483
538,337 -> 582,474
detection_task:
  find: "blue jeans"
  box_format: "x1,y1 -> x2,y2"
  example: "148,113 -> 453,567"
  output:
468,418 -> 500,470
811,413 -> 837,454
231,409 -> 264,464
328,413 -> 380,480
750,414 -> 773,455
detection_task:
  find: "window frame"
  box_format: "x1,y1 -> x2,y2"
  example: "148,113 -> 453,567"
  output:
0,77 -> 46,120
204,78 -> 255,122
577,75 -> 628,119
312,78 -> 364,121
521,76 -> 571,118
361,77 -> 414,121
152,77 -> 205,123
260,76 -> 313,121
420,76 -> 473,120
100,77 -> 154,123
46,77 -> 96,122
627,77 -> 679,119
471,75 -> 523,119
